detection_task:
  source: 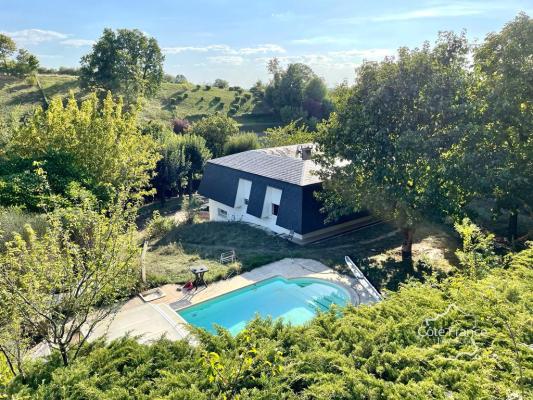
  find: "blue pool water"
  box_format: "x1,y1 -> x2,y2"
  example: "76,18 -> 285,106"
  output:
177,277 -> 351,335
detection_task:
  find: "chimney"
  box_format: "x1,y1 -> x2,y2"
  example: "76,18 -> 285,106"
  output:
300,145 -> 313,160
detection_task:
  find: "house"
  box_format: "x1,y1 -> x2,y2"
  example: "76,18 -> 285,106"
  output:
198,144 -> 373,244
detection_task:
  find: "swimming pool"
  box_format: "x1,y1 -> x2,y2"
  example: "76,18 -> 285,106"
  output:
177,276 -> 351,335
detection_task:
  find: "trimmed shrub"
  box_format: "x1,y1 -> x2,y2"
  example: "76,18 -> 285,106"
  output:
213,79 -> 229,89
172,118 -> 190,134
223,132 -> 260,155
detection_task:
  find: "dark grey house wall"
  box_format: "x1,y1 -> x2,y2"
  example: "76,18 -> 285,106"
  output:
300,184 -> 369,233
198,162 -> 367,235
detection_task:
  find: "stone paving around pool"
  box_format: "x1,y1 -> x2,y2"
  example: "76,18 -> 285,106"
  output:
89,258 -> 380,343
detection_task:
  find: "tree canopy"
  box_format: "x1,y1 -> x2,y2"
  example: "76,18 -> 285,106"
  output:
265,61 -> 331,126
316,32 -> 474,259
188,114 -> 240,158
1,93 -> 159,209
0,196 -> 140,372
79,29 -> 164,101
0,34 -> 16,70
467,13 -> 533,240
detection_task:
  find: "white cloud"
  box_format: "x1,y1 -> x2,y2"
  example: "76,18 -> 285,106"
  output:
372,3 -> 504,22
330,2 -> 507,24
291,36 -> 349,45
163,43 -> 285,55
207,56 -> 244,65
238,44 -> 286,55
329,48 -> 394,61
61,39 -> 95,47
1,29 -> 68,45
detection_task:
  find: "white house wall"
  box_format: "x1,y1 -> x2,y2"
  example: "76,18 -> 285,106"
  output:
208,195 -> 296,237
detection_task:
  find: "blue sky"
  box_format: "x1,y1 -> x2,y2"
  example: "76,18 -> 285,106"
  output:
1,0 -> 531,87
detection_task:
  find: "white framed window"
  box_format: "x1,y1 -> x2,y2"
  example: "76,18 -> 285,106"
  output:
217,208 -> 228,218
261,186 -> 283,218
244,198 -> 249,205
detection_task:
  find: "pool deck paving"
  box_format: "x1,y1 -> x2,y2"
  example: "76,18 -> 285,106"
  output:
89,258 -> 380,344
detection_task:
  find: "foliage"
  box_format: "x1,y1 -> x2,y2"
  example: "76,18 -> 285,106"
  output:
12,49 -> 39,77
182,196 -> 202,224
152,130 -> 211,201
265,61 -> 331,124
79,28 -> 164,101
0,34 -> 16,70
467,13 -> 533,239
261,121 -> 315,147
188,114 -> 239,157
174,74 -> 188,84
1,92 -> 159,208
0,197 -> 141,370
223,132 -> 260,155
172,117 -> 190,134
213,78 -> 229,89
145,210 -> 175,241
0,207 -> 47,250
7,243 -> 532,399
454,217 -> 501,279
316,32 -> 474,259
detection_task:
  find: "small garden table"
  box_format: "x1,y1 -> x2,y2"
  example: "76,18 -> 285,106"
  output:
190,265 -> 209,289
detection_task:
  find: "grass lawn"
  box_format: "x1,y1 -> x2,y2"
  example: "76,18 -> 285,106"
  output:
142,198 -> 459,292
1,75 -> 279,133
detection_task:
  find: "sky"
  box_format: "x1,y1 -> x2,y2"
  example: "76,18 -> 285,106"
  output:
1,0 -> 531,87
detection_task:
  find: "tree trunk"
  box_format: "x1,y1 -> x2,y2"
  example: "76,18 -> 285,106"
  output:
0,346 -> 18,377
59,344 -> 69,367
188,173 -> 193,199
401,228 -> 414,261
508,210 -> 518,242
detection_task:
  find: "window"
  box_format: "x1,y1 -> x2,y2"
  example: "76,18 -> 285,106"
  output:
271,203 -> 279,216
217,208 -> 228,218
244,198 -> 249,205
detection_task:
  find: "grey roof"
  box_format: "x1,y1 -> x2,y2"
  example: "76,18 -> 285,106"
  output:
208,144 -> 322,186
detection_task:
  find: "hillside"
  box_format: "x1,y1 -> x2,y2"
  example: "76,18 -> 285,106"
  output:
0,74 -> 281,133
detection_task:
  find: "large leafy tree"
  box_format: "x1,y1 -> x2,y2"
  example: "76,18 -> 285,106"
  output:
265,61 -> 331,125
2,93 -> 159,208
151,127 -> 211,202
188,114 -> 239,158
79,29 -> 164,101
12,49 -> 39,77
0,34 -> 16,71
316,33 -> 474,260
470,13 -> 533,240
0,197 -> 140,369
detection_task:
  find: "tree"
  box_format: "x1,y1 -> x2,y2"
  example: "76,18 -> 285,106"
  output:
182,134 -> 211,198
213,78 -> 229,89
264,62 -> 330,124
152,130 -> 210,202
261,121 -> 315,147
189,114 -> 239,157
0,198 -> 140,368
3,93 -> 159,208
0,34 -> 16,71
174,74 -> 188,84
79,29 -> 164,100
316,33 -> 474,260
470,13 -> 533,240
172,118 -> 190,134
223,132 -> 260,155
12,49 -> 39,77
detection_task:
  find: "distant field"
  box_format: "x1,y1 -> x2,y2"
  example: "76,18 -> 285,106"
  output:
0,74 -> 281,133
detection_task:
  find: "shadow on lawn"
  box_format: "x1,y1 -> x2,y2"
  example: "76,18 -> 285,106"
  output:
148,220 -> 457,291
